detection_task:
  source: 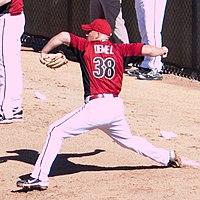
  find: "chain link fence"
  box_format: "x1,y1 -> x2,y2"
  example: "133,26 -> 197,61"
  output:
22,0 -> 200,81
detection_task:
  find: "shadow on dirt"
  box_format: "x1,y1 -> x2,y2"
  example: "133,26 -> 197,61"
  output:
1,148 -> 167,193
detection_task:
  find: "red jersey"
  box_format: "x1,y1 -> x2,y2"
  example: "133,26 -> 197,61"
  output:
0,0 -> 23,15
69,33 -> 143,98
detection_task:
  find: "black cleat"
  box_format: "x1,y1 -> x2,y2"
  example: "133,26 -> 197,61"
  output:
0,113 -> 12,124
13,107 -> 23,120
16,177 -> 48,190
137,70 -> 163,80
167,151 -> 183,168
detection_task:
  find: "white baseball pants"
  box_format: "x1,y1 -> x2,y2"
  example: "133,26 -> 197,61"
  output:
0,12 -> 25,118
135,0 -> 167,72
31,96 -> 171,182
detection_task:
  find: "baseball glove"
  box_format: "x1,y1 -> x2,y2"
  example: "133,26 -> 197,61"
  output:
40,52 -> 68,69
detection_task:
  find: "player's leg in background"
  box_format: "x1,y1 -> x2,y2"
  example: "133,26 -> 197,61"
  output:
135,0 -> 147,44
0,16 -> 6,114
10,12 -> 25,112
0,14 -> 16,119
90,0 -> 105,22
135,0 -> 155,70
114,0 -> 129,43
153,0 -> 167,71
101,0 -> 129,43
135,0 -> 167,72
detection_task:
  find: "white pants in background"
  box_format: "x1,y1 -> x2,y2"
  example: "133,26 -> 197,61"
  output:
135,0 -> 167,72
0,12 -> 25,118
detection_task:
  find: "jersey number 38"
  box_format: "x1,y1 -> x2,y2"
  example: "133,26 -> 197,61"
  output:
93,57 -> 115,79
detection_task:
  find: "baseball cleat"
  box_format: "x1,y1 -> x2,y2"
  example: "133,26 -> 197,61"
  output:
127,67 -> 150,77
137,70 -> 163,80
0,114 -> 13,124
16,177 -> 48,190
167,151 -> 183,168
13,108 -> 23,120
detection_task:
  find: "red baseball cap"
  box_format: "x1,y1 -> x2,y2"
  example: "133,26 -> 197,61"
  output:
81,19 -> 112,36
